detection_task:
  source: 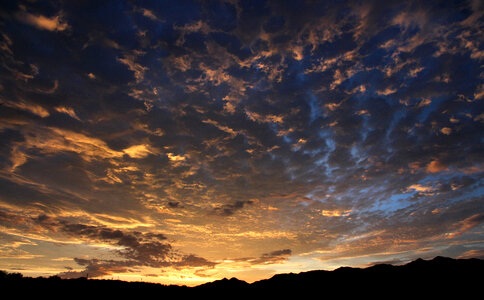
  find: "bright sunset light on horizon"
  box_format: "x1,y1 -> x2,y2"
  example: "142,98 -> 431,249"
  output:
0,0 -> 483,286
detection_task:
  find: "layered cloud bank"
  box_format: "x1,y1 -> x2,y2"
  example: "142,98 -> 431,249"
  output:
0,0 -> 483,285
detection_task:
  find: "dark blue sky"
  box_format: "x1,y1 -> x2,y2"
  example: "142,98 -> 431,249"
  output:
0,0 -> 483,285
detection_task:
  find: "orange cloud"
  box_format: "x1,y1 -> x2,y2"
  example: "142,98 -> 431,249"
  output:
406,184 -> 435,193
446,214 -> 484,239
54,106 -> 80,120
292,138 -> 307,149
473,84 -> 484,100
118,52 -> 148,82
409,66 -> 424,77
325,102 -> 342,111
426,160 -> 448,173
459,165 -> 482,174
458,249 -> 484,259
474,113 -> 484,123
376,87 -> 397,96
16,127 -> 124,164
245,111 -> 284,124
321,209 -> 352,217
202,119 -> 238,137
123,144 -> 154,158
417,98 -> 432,108
392,10 -> 428,29
408,161 -> 421,170
440,127 -> 452,135
449,117 -> 459,123
0,96 -> 50,118
140,8 -> 158,21
16,11 -> 68,31
355,110 -> 370,116
167,153 -> 186,161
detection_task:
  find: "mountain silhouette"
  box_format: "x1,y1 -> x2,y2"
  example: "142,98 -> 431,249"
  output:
248,256 -> 483,293
1,256 -> 482,297
197,277 -> 250,289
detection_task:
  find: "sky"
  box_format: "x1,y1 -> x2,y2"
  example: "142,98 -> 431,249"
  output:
0,0 -> 483,286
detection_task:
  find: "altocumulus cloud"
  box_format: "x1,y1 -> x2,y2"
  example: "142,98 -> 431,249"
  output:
0,0 -> 483,282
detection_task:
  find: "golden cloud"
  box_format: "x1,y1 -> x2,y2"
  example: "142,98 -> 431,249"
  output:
321,209 -> 352,217
123,144 -> 154,158
406,184 -> 435,193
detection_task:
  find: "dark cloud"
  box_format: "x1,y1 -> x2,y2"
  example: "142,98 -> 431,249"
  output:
212,200 -> 255,216
249,249 -> 292,265
167,201 -> 182,208
28,214 -> 216,278
62,258 -> 132,278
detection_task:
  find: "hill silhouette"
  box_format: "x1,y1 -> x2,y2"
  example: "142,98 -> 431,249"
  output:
1,256 -> 482,297
197,276 -> 250,289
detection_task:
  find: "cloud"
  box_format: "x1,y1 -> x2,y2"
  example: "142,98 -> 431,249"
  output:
249,249 -> 292,265
1,99 -> 49,118
458,249 -> 484,260
325,102 -> 342,111
2,128 -> 119,177
16,11 -> 68,32
29,214 -> 217,278
139,8 -> 159,21
167,153 -> 186,162
213,200 -> 254,216
376,87 -> 397,96
123,144 -> 154,158
446,214 -> 484,239
321,209 -> 352,217
54,106 -> 80,121
426,160 -> 449,173
59,258 -> 133,278
245,111 -> 284,124
406,184 -> 433,194
440,127 -> 452,135
117,53 -> 148,82
474,113 -> 484,123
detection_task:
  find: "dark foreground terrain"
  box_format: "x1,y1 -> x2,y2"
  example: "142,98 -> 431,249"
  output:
1,256 -> 482,298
